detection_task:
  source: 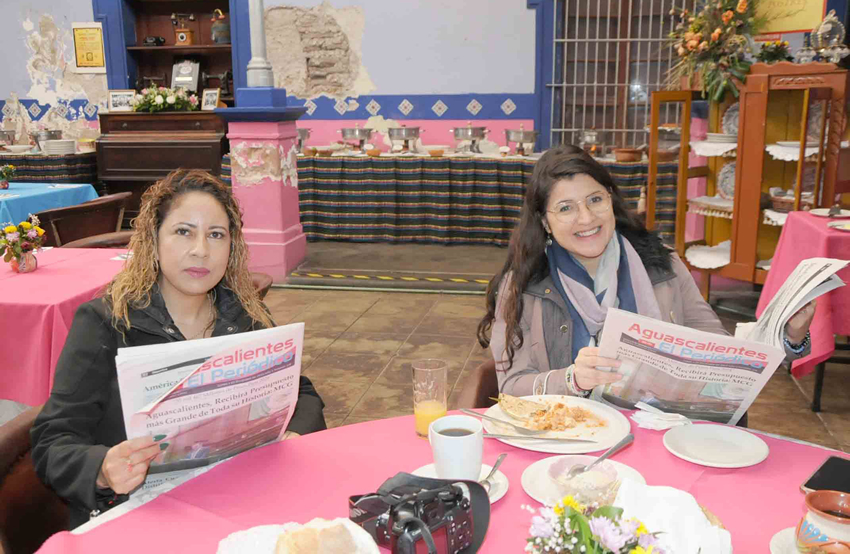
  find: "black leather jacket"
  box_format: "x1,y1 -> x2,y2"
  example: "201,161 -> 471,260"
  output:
31,285 -> 326,529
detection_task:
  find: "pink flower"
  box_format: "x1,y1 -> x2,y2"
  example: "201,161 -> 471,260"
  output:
27,229 -> 37,239
189,96 -> 199,105
21,241 -> 31,250
5,232 -> 19,243
141,88 -> 149,95
589,517 -> 629,552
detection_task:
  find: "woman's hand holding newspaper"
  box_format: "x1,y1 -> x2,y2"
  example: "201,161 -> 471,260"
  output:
785,300 -> 816,344
574,347 -> 623,391
96,436 -> 161,494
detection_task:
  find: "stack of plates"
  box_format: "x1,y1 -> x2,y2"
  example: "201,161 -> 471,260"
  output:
705,133 -> 737,143
42,139 -> 76,155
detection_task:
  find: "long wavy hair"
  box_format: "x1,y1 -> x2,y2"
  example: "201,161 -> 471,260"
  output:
105,169 -> 273,332
476,145 -> 667,368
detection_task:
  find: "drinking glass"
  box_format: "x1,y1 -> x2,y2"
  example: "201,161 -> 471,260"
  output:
412,359 -> 448,437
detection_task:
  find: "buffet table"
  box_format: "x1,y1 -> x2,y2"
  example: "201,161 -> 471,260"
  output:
0,248 -> 126,405
37,411 -> 843,553
221,155 -> 679,246
0,152 -> 97,184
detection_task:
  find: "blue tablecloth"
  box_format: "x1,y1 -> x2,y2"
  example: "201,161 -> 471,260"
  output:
0,182 -> 99,225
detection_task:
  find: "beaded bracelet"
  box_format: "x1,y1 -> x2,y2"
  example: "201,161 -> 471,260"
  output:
565,364 -> 591,398
783,330 -> 811,355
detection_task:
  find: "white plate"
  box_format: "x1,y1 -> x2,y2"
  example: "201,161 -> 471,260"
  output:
769,527 -> 795,554
717,162 -> 736,200
828,222 -> 850,232
706,133 -> 737,143
663,424 -> 769,468
722,103 -> 739,135
217,519 -> 379,554
521,455 -> 645,506
482,395 -> 630,454
411,463 -> 508,504
811,208 -> 850,218
776,141 -> 819,148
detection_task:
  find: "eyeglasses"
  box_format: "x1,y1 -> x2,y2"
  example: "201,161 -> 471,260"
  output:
545,191 -> 611,223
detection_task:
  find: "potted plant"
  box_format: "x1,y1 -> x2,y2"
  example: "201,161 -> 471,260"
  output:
1,214 -> 46,273
756,40 -> 793,64
0,164 -> 15,189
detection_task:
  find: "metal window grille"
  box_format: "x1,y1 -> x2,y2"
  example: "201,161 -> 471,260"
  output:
549,0 -> 699,150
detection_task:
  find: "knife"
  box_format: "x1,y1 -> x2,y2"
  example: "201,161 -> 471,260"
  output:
484,433 -> 598,444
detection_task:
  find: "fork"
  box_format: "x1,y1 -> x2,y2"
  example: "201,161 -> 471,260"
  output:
459,408 -> 548,436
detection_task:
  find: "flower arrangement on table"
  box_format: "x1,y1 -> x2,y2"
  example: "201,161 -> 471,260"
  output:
132,86 -> 199,113
1,214 -> 46,268
523,496 -> 664,554
667,0 -> 767,102
756,40 -> 793,63
0,164 -> 15,189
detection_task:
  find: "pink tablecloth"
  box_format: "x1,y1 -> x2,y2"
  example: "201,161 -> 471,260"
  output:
37,411 -> 846,553
757,212 -> 850,378
0,248 -> 126,405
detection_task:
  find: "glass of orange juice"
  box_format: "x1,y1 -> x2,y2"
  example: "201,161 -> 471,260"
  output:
412,359 -> 448,437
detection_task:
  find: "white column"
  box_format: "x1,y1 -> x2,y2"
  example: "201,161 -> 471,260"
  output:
246,0 -> 275,87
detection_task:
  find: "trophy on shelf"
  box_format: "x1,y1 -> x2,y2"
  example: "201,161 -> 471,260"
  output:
171,13 -> 196,46
813,10 -> 850,63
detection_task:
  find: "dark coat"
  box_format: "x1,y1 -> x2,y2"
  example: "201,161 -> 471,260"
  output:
30,285 -> 326,529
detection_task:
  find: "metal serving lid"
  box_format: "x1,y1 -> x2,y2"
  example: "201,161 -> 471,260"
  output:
387,126 -> 421,140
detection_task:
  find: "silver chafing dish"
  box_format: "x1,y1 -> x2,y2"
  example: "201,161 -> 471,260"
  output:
33,130 -> 62,152
338,124 -> 374,151
387,126 -> 421,151
451,123 -> 489,153
297,128 -> 311,152
505,125 -> 538,156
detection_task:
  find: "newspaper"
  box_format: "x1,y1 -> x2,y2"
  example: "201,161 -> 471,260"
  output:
116,322 -> 304,494
596,309 -> 785,425
736,257 -> 848,347
595,258 -> 848,425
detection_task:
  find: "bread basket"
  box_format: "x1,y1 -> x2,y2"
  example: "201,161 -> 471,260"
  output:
614,148 -> 643,162
656,150 -> 678,162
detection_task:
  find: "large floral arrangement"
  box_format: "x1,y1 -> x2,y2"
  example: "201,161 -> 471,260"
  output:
524,496 -> 664,554
667,0 -> 767,101
132,86 -> 199,113
1,214 -> 46,263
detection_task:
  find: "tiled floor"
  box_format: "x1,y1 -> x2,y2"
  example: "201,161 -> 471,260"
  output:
266,287 -> 850,452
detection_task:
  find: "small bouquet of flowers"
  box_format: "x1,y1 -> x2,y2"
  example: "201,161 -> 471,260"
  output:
132,86 -> 199,113
0,164 -> 15,189
523,496 -> 664,554
756,40 -> 793,63
1,214 -> 46,265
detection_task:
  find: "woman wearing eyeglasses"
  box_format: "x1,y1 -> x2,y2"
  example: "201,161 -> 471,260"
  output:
477,145 -> 815,399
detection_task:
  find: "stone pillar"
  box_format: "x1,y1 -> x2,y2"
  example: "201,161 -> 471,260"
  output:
246,0 -> 274,88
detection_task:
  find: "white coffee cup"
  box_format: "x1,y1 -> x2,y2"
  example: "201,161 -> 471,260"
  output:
428,414 -> 483,480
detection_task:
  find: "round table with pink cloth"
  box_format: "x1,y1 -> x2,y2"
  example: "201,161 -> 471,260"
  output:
35,410 -> 847,553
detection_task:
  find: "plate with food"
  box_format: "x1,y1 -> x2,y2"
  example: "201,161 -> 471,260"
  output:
217,518 -> 379,554
521,454 -> 645,506
482,394 -> 631,454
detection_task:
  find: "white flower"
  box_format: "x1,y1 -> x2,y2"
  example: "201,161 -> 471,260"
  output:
155,95 -> 164,104
166,95 -> 175,104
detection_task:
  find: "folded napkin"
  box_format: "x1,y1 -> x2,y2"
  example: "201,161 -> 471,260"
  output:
614,479 -> 732,554
630,402 -> 691,430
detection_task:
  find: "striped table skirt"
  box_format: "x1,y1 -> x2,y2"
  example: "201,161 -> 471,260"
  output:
0,152 -> 97,184
221,155 -> 677,246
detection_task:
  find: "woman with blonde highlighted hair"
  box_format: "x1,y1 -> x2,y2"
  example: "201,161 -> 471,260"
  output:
31,169 -> 326,529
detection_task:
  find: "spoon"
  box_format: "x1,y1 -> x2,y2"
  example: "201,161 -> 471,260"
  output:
479,453 -> 507,492
565,433 -> 634,481
459,408 -> 548,436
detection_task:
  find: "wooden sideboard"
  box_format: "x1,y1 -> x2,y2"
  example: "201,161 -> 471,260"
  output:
96,112 -> 227,226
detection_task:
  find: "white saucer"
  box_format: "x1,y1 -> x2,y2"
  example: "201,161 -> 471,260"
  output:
777,141 -> 818,148
411,463 -> 508,504
521,455 -> 645,506
811,208 -> 850,218
663,424 -> 769,468
769,527 -> 795,554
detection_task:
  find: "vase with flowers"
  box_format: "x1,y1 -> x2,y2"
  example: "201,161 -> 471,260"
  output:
0,164 -> 15,190
667,0 -> 767,101
523,495 -> 664,554
132,86 -> 199,113
756,40 -> 793,64
1,214 -> 46,273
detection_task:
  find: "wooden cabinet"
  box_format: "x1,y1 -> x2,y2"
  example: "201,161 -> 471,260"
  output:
646,62 -> 849,299
96,112 -> 227,226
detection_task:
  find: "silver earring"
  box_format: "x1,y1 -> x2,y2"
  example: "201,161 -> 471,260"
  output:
546,234 -> 553,246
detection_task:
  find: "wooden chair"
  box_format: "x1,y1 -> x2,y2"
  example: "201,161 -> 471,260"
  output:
251,272 -> 274,301
0,406 -> 69,554
61,230 -> 133,249
456,359 -> 499,409
36,192 -> 132,247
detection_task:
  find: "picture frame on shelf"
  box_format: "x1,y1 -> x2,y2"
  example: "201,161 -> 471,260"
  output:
107,90 -> 136,112
201,88 -> 221,111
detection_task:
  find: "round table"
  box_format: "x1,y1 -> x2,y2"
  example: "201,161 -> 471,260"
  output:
37,411 -> 845,553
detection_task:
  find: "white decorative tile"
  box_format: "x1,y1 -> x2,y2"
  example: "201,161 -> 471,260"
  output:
500,98 -> 516,116
333,99 -> 348,115
83,103 -> 98,118
431,100 -> 448,117
347,99 -> 359,112
304,99 -> 317,116
398,99 -> 414,116
52,103 -> 69,118
466,99 -> 482,116
365,99 -> 381,116
28,103 -> 42,118
2,103 -> 14,118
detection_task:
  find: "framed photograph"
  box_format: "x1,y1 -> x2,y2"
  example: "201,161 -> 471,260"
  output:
201,88 -> 221,111
107,90 -> 136,112
171,60 -> 200,92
